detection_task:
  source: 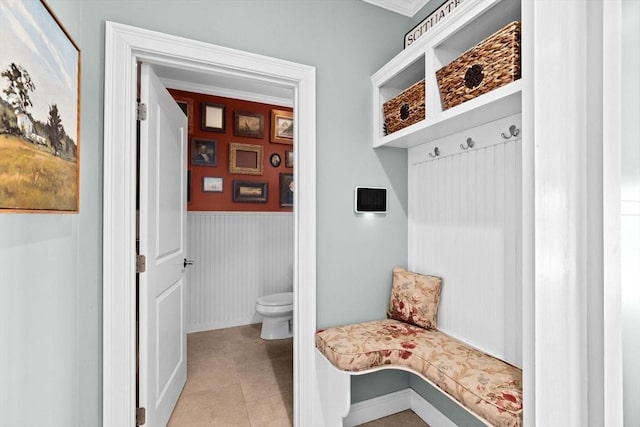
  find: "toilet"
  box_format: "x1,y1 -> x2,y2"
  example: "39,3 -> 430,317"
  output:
255,292 -> 293,340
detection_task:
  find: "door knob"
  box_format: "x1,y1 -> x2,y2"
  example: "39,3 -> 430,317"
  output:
183,258 -> 194,268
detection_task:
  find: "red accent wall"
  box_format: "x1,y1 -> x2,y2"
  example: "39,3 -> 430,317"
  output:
169,89 -> 293,212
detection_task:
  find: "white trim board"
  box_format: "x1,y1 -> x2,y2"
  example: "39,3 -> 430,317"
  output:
161,77 -> 294,108
102,22 -> 316,426
344,388 -> 457,427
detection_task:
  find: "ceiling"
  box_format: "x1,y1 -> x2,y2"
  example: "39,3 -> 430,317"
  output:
155,0 -> 433,104
362,0 -> 431,17
155,64 -> 294,108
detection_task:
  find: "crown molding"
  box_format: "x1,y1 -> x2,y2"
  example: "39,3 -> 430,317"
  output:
362,0 -> 430,17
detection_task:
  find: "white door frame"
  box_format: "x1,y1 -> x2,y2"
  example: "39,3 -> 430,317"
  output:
102,22 -> 317,426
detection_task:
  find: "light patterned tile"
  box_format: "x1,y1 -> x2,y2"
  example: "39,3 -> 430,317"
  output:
168,383 -> 250,427
245,392 -> 293,426
172,323 -> 294,424
236,359 -> 293,403
183,353 -> 239,396
357,409 -> 429,427
231,337 -> 293,367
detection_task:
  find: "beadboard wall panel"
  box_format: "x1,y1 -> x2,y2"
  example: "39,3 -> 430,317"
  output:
186,212 -> 294,332
408,116 -> 522,367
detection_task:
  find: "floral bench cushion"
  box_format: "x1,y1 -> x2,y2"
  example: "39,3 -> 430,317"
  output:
316,319 -> 523,427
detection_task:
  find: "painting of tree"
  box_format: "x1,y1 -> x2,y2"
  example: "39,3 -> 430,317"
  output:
1,63 -> 36,115
0,0 -> 80,212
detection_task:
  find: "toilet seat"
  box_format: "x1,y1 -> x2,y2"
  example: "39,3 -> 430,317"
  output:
256,292 -> 293,315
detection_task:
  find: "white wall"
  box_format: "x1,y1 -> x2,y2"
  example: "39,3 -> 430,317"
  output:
186,212 -> 294,332
622,1 -> 640,425
408,115 -> 522,368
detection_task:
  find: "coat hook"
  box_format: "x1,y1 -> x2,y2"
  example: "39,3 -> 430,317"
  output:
501,125 -> 520,139
429,147 -> 440,158
460,137 -> 475,150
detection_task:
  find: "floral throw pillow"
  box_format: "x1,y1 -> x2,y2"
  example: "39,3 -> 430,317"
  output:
387,266 -> 442,330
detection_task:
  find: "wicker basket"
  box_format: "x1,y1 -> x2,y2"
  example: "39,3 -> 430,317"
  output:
436,21 -> 521,111
382,79 -> 425,135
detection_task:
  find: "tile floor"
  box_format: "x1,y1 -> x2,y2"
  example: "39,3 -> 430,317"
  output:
167,323 -> 428,426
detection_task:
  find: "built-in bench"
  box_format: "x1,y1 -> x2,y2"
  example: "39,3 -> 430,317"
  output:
314,267 -> 523,426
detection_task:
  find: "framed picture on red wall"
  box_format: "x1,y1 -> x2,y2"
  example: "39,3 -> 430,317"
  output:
234,111 -> 264,138
285,150 -> 294,168
271,109 -> 293,144
229,143 -> 263,175
232,180 -> 268,203
201,102 -> 225,132
191,138 -> 217,166
202,176 -> 223,192
279,173 -> 294,207
173,95 -> 194,134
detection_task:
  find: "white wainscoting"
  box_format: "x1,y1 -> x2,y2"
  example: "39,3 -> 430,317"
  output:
186,212 -> 294,333
408,115 -> 522,367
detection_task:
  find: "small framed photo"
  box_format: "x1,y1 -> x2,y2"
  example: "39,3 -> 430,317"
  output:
173,95 -> 194,134
191,138 -> 217,166
279,173 -> 294,207
285,150 -> 294,168
271,109 -> 293,145
229,142 -> 263,175
201,102 -> 225,132
234,111 -> 264,138
202,176 -> 223,192
270,153 -> 282,167
232,180 -> 268,203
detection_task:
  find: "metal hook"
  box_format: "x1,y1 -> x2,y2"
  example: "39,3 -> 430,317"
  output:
460,137 -> 475,150
501,125 -> 520,139
429,147 -> 440,158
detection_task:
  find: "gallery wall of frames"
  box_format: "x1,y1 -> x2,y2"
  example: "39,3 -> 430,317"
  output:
169,89 -> 294,212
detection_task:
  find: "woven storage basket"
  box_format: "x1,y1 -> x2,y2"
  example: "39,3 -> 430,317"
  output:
436,21 -> 521,111
383,79 -> 425,135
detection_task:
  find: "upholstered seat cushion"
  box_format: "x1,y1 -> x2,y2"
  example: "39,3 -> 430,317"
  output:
316,319 -> 522,427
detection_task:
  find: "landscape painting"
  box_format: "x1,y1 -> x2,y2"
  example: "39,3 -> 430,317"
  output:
0,0 -> 80,212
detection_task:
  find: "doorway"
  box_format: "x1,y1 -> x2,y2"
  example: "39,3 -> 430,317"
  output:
103,22 -> 317,425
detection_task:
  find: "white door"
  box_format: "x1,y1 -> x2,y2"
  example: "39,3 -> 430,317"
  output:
138,63 -> 188,426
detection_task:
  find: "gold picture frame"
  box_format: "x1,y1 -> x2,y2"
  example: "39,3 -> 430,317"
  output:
229,142 -> 263,175
173,95 -> 194,134
270,109 -> 293,145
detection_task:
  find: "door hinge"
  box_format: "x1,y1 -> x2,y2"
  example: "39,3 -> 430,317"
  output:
136,407 -> 146,426
136,254 -> 146,273
137,102 -> 147,121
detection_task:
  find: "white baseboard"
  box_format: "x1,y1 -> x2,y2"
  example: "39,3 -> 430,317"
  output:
343,388 -> 457,427
409,389 -> 458,427
186,316 -> 260,333
343,389 -> 411,427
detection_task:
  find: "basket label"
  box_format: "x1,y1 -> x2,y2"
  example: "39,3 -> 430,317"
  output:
404,0 -> 465,48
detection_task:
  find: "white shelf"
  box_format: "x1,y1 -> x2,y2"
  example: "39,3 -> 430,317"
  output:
371,0 -> 522,149
374,80 -> 522,148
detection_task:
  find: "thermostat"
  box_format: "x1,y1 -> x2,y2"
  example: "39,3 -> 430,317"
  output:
354,186 -> 387,213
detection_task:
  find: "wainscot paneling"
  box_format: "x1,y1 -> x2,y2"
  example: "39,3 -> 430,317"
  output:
186,212 -> 294,332
408,114 -> 522,367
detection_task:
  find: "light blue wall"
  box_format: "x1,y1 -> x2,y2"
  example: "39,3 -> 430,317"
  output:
0,1 -> 102,426
0,1 -> 409,425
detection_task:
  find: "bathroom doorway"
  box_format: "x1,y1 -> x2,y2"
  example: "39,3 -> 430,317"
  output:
103,22 -> 317,425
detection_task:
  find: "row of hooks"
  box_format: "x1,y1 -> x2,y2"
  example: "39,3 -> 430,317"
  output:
427,125 -> 520,158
